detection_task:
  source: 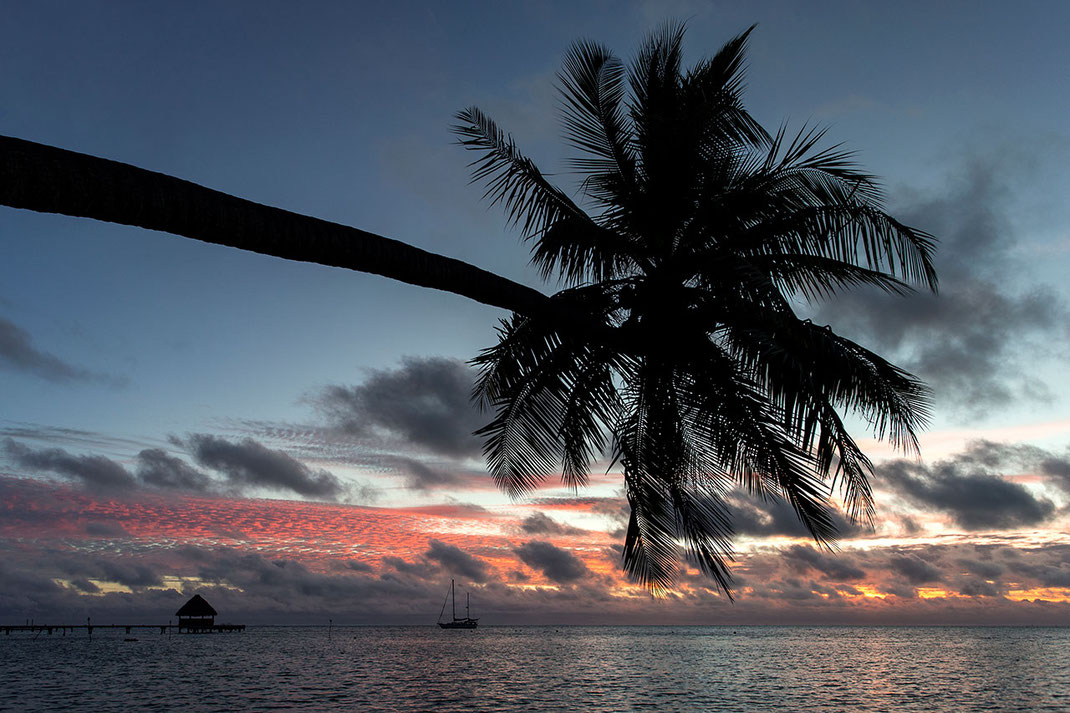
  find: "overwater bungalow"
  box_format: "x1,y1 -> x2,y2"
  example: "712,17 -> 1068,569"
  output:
176,594 -> 218,632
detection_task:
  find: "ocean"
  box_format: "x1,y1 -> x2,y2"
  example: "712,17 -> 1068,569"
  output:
2,626 -> 1068,712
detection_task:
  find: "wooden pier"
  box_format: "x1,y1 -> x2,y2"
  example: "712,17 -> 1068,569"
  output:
5,595 -> 244,637
2,621 -> 245,636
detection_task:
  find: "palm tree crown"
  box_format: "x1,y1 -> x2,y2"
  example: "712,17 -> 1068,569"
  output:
454,24 -> 937,593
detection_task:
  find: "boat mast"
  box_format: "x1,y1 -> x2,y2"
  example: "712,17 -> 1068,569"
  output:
466,592 -> 470,620
451,579 -> 456,621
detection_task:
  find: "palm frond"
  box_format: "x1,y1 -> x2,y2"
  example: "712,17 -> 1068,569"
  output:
558,39 -> 637,201
722,313 -> 931,519
701,130 -> 939,292
453,106 -> 586,239
744,253 -> 916,300
530,215 -> 638,284
629,20 -> 687,115
683,25 -> 770,150
472,287 -> 623,496
680,344 -> 840,544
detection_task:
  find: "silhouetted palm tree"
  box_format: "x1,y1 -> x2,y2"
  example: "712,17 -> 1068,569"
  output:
453,24 -> 936,591
0,25 -> 935,593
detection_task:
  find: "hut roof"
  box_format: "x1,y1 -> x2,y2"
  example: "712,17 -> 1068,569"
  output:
176,594 -> 218,617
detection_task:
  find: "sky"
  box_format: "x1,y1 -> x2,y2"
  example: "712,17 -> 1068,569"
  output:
2,0 -> 1070,626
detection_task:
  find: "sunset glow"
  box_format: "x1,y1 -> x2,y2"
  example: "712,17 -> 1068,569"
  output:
4,2 -> 1070,629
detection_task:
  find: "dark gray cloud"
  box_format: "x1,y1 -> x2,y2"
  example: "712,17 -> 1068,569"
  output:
331,560 -> 374,574
784,545 -> 866,581
92,560 -> 163,589
1005,559 -> 1070,588
0,423 -> 154,452
382,556 -> 437,580
5,439 -> 213,495
184,434 -> 342,499
135,448 -> 213,492
0,316 -> 126,387
816,154 -> 1065,414
519,511 -> 586,536
3,433 -> 357,501
84,520 -> 130,537
513,540 -> 590,584
1039,457 -> 1070,493
750,577 -> 824,601
887,554 -> 943,585
179,548 -> 429,608
956,558 -> 1003,579
956,578 -> 1004,597
878,443 -> 1056,530
728,494 -> 863,539
37,554 -> 165,591
69,578 -> 100,593
424,539 -> 489,583
386,455 -> 463,490
3,438 -> 137,490
0,316 -> 95,382
313,356 -> 483,459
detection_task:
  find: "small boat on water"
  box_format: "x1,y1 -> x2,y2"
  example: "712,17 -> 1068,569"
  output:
437,579 -> 478,629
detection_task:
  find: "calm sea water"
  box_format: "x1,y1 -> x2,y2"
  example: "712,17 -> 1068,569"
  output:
2,626 -> 1068,712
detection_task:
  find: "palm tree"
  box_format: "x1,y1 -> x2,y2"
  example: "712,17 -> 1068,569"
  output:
454,24 -> 936,592
0,25 -> 935,593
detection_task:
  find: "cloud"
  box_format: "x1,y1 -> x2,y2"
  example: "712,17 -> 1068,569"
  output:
887,554 -> 943,584
424,539 -> 489,583
1005,559 -> 1070,588
513,540 -> 590,584
135,448 -> 213,492
0,316 -> 126,387
518,512 -> 586,536
312,356 -> 483,459
331,560 -> 374,574
3,438 -> 137,491
91,559 -> 163,589
84,520 -> 130,537
69,578 -> 100,593
4,434 -> 351,501
382,556 -> 437,580
957,558 -> 1003,579
4,439 -> 214,495
816,153 -> 1066,414
1039,457 -> 1070,493
784,545 -> 866,581
183,434 -> 343,499
878,443 -> 1056,530
728,494 -> 863,539
0,423 -> 154,452
386,455 -> 464,490
956,578 -> 1004,597
35,554 -> 166,591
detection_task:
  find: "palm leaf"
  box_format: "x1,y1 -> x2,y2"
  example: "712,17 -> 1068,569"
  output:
453,107 -> 585,239
557,39 -> 637,206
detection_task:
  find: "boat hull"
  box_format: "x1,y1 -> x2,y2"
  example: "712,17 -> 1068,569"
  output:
438,619 -> 478,629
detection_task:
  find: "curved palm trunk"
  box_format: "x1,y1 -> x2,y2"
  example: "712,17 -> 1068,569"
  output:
0,135 -> 553,317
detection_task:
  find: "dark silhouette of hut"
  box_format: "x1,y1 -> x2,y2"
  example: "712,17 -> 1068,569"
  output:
176,594 -> 217,632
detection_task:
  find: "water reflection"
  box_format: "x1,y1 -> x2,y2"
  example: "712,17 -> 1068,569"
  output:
1,626 -> 1068,712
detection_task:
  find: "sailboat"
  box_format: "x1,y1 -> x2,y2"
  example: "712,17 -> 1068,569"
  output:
437,579 -> 478,629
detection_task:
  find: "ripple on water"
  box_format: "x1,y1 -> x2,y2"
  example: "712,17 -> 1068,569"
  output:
2,626 -> 1069,712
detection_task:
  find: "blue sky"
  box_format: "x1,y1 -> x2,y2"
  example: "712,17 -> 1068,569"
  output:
4,1 -> 1069,436
3,1 -> 1070,624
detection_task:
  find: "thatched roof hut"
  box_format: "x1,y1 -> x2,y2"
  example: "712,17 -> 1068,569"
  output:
176,594 -> 217,629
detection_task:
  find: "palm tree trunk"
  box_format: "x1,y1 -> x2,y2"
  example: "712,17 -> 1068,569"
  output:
0,135 -> 553,317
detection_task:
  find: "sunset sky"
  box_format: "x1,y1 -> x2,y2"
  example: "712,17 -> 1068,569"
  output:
3,1 -> 1070,625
